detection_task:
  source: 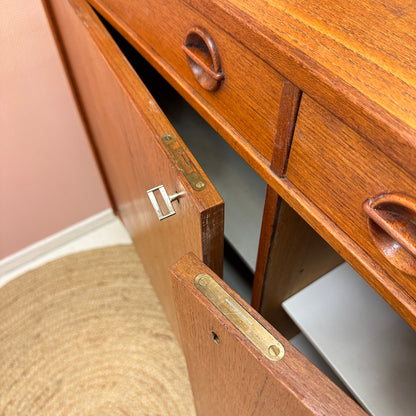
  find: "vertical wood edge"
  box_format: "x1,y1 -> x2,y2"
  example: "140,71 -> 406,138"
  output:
250,80 -> 302,309
251,186 -> 281,309
271,80 -> 302,175
201,201 -> 225,278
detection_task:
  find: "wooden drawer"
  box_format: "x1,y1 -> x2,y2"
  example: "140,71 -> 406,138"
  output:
89,0 -> 285,164
286,95 -> 416,314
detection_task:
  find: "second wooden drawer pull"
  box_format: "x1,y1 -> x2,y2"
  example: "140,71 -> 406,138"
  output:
363,192 -> 416,275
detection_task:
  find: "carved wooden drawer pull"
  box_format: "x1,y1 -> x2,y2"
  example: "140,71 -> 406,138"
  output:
363,192 -> 416,275
182,26 -> 224,91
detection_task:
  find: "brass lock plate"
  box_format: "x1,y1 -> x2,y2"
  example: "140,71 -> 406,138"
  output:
195,273 -> 285,361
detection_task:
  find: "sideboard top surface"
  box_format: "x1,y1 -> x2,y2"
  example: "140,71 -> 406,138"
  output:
229,0 -> 416,126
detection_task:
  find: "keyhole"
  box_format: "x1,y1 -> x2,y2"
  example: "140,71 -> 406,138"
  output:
211,331 -> 220,345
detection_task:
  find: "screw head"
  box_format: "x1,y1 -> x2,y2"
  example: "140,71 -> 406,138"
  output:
197,275 -> 209,286
162,133 -> 174,143
268,344 -> 281,358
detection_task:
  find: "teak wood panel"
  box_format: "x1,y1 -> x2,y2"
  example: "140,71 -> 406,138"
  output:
286,94 -> 416,327
170,253 -> 367,416
187,0 -> 416,180
45,0 -> 224,335
88,0 -> 286,164
220,0 -> 416,133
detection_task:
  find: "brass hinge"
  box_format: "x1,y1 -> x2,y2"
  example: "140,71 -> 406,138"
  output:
161,133 -> 207,191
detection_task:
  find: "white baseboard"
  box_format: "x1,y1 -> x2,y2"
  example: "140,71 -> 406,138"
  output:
0,209 -> 114,276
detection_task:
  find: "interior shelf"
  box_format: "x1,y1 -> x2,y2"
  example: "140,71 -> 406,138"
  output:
290,332 -> 350,395
282,263 -> 416,416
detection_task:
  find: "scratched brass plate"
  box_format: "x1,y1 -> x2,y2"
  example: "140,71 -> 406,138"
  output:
195,273 -> 285,361
161,133 -> 207,191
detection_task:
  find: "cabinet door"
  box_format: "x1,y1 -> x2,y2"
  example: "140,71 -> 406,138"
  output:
44,0 -> 224,335
170,253 -> 367,416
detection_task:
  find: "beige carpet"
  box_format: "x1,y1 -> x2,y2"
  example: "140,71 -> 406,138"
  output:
0,245 -> 195,415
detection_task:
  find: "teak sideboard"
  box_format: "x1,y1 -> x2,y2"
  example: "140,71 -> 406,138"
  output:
43,0 -> 416,414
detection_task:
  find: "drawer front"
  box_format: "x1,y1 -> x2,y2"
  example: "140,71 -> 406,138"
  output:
170,253 -> 366,415
286,95 -> 416,303
45,0 -> 224,336
89,0 -> 285,163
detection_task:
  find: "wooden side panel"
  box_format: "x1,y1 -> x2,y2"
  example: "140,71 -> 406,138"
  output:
256,196 -> 343,338
252,187 -> 343,338
45,0 -> 224,334
170,253 -> 366,416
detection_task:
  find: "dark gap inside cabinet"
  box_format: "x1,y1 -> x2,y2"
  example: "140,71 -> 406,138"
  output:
96,11 -> 268,304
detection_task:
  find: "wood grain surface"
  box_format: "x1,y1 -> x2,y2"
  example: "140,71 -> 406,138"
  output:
170,253 -> 367,415
88,0 -> 285,164
187,0 -> 416,179
44,0 -> 224,336
287,94 -> 416,327
43,0 -> 416,408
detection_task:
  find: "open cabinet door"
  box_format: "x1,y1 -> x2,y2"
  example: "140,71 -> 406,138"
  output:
44,0 -> 224,335
170,253 -> 367,415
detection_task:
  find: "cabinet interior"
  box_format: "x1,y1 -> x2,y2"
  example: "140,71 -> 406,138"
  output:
99,14 -> 266,303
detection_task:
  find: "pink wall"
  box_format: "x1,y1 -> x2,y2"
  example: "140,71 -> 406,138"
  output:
0,0 -> 111,259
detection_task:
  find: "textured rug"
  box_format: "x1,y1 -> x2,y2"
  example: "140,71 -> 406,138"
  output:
0,245 -> 195,415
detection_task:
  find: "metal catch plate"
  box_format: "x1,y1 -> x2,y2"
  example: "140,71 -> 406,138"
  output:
195,273 -> 285,361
